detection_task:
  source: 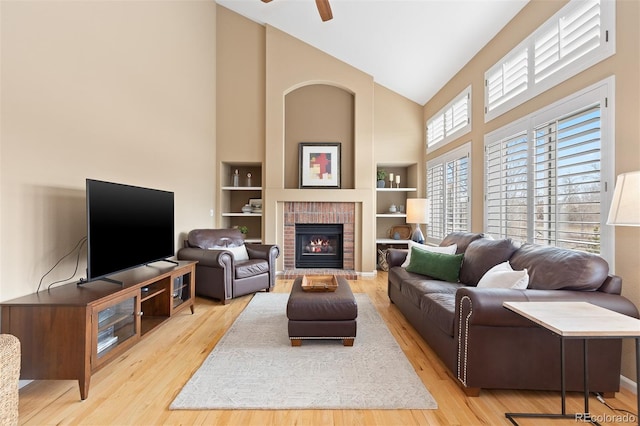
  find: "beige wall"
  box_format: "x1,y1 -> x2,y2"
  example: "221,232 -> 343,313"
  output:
0,1 -> 217,301
374,84 -> 425,195
216,5 -> 265,164
424,0 -> 640,384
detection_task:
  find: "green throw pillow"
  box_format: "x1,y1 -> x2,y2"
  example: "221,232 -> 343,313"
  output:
406,247 -> 464,282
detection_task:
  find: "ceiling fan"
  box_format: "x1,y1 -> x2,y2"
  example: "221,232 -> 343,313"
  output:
261,0 -> 333,22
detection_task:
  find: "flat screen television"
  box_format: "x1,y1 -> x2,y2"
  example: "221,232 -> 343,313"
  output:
86,179 -> 175,282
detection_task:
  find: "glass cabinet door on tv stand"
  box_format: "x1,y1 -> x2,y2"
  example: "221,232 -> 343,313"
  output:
91,290 -> 141,370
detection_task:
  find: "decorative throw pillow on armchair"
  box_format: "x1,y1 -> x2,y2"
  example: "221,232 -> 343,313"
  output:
208,245 -> 249,261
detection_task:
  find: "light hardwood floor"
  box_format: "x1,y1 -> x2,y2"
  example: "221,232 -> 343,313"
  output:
18,273 -> 637,425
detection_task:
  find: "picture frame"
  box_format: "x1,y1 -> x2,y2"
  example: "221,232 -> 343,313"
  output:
299,142 -> 341,189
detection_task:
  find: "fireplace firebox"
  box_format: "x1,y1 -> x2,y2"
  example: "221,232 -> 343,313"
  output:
295,224 -> 344,268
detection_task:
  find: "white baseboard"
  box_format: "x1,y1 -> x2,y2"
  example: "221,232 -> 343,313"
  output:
620,374 -> 638,395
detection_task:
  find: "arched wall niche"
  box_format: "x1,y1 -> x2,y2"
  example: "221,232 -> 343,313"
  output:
284,83 -> 354,189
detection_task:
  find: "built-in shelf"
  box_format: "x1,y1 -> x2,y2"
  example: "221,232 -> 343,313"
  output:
376,187 -> 417,192
376,164 -> 418,270
221,186 -> 262,191
376,238 -> 411,245
219,162 -> 263,243
221,213 -> 262,217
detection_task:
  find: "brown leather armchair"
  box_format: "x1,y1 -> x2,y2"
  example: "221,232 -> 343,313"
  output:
177,229 -> 280,304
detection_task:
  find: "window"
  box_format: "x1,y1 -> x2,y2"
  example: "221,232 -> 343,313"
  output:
484,78 -> 614,263
426,142 -> 471,244
485,0 -> 614,122
427,86 -> 471,151
533,105 -> 602,252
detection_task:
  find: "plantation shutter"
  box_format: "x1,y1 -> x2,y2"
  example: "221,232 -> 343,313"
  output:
534,0 -> 601,84
485,132 -> 529,240
427,163 -> 445,240
427,143 -> 471,244
445,154 -> 470,234
533,105 -> 601,252
427,115 -> 445,148
427,86 -> 471,150
485,47 -> 528,114
445,94 -> 470,137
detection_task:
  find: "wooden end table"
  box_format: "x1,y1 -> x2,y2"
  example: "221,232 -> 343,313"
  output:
503,301 -> 640,426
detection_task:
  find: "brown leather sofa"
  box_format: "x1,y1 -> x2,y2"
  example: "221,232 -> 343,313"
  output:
387,232 -> 639,396
177,229 -> 280,304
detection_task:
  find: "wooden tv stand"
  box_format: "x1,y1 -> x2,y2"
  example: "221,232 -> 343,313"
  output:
0,260 -> 196,400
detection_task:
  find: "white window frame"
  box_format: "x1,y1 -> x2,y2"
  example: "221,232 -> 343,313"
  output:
484,0 -> 615,122
427,86 -> 472,152
483,77 -> 615,265
426,142 -> 472,245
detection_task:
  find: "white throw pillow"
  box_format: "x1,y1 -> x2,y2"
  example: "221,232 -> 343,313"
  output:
226,245 -> 249,261
477,261 -> 529,289
208,244 -> 249,261
401,240 -> 458,268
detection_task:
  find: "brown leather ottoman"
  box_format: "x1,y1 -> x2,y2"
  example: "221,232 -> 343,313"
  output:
286,276 -> 358,346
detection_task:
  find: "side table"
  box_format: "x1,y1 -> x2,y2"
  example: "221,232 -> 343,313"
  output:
503,301 -> 639,425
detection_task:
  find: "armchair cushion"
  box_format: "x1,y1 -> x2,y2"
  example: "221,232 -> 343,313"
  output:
236,259 -> 270,279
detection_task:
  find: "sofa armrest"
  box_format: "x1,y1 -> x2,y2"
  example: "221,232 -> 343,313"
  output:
598,274 -> 623,294
246,244 -> 280,288
455,287 -> 640,329
177,247 -> 233,269
386,248 -> 408,268
246,244 -> 280,262
455,288 -> 533,328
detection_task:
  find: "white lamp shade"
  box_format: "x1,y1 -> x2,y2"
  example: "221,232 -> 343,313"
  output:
406,198 -> 430,224
607,171 -> 640,226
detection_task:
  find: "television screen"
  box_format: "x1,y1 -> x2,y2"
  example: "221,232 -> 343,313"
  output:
86,179 -> 175,281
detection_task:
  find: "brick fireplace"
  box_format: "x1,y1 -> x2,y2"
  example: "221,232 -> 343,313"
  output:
283,202 -> 355,271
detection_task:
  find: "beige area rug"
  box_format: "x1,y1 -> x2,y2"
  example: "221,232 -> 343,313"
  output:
170,292 -> 437,410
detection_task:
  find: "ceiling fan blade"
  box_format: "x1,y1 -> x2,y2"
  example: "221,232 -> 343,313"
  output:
315,0 -> 333,21
261,0 -> 272,3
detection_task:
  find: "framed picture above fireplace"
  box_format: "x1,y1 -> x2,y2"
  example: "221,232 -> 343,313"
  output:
299,142 -> 341,189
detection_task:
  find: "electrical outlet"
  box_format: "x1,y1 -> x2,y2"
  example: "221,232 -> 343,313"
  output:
210,209 -> 214,217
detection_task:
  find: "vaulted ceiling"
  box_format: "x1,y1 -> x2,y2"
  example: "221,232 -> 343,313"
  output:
216,0 -> 529,105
